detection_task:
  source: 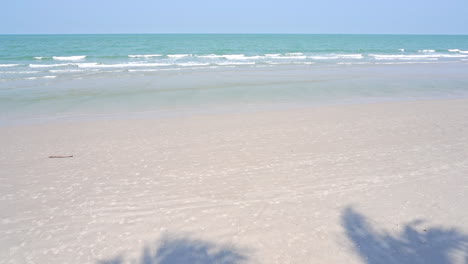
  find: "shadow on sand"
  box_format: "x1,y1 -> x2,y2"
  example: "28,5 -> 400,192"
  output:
98,234 -> 249,264
342,207 -> 468,264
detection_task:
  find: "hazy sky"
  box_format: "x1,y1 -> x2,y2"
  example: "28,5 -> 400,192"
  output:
1,0 -> 468,34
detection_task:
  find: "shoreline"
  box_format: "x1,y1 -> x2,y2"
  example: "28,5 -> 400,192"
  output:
2,62 -> 468,127
2,95 -> 468,127
2,98 -> 468,263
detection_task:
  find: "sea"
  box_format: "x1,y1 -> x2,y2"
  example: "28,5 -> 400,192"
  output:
1,34 -> 468,124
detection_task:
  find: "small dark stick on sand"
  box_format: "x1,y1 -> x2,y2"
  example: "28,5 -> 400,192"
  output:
48,155 -> 73,158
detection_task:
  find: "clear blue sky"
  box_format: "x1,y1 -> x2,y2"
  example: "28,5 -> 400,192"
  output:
2,0 -> 468,34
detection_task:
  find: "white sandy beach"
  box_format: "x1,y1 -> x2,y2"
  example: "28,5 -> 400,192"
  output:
1,98 -> 468,264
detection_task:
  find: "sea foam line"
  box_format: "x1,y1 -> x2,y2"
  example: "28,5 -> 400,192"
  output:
76,62 -> 172,68
197,54 -> 264,60
191,53 -> 363,60
167,54 -> 192,58
52,56 -> 87,61
371,54 -> 468,60
25,75 -> 57,80
447,49 -> 468,53
371,54 -> 437,60
309,54 -> 363,60
1,71 -> 40,74
29,63 -> 70,68
266,61 -> 316,65
267,55 -> 307,59
0,64 -> 20,67
49,69 -> 86,73
221,54 -> 250,60
197,54 -> 225,58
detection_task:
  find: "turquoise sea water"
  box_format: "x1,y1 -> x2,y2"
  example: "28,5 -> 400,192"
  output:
1,34 -> 468,123
1,34 -> 468,80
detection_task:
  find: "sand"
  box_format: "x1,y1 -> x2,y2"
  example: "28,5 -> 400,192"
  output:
1,99 -> 468,264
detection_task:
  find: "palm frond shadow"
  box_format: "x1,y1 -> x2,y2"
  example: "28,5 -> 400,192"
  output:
98,234 -> 249,264
342,207 -> 468,264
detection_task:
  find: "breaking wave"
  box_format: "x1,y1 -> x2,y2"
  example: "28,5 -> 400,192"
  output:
52,56 -> 87,61
0,64 -> 19,67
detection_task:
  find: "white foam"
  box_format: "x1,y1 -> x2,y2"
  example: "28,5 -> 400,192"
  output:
167,54 -> 192,58
222,54 -> 248,60
309,56 -> 335,60
25,75 -> 57,80
374,62 -> 439,65
294,62 -> 316,65
0,64 -> 19,67
34,57 -> 46,60
76,62 -> 172,68
128,69 -> 162,72
128,54 -> 162,58
376,54 -> 467,59
371,54 -> 440,60
269,55 -> 307,59
198,54 -> 264,60
460,51 -> 468,54
448,49 -> 460,52
438,54 -> 468,58
29,63 -> 69,68
244,55 -> 264,59
398,49 -> 405,52
49,69 -> 86,73
265,54 -> 281,57
1,71 -> 39,74
197,54 -> 224,58
53,56 -> 87,61
440,54 -> 465,58
285,53 -> 304,56
74,63 -> 99,67
309,54 -> 363,60
418,49 -> 435,53
130,68 -> 195,72
338,54 -> 364,59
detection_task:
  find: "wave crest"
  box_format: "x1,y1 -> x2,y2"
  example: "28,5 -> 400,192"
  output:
53,56 -> 87,61
0,64 -> 19,67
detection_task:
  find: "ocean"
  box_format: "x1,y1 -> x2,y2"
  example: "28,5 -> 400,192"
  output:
1,34 -> 468,123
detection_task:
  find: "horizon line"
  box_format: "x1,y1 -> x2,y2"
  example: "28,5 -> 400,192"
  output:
1,33 -> 468,36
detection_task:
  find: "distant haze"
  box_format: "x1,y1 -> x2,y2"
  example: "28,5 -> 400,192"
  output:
1,0 -> 468,34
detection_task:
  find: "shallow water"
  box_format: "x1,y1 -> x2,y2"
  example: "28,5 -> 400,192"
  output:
1,62 -> 468,125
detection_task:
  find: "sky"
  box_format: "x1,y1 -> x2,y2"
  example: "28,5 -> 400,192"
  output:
1,0 -> 468,34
